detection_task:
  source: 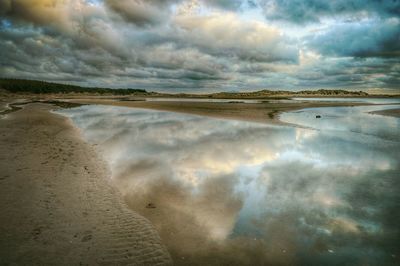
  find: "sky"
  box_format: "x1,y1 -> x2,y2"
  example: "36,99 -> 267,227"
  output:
0,0 -> 399,92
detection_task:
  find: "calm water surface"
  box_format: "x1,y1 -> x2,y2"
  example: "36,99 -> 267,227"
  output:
58,104 -> 400,266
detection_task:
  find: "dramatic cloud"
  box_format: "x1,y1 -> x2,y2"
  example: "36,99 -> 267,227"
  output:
0,0 -> 399,91
174,12 -> 298,62
307,18 -> 400,58
260,0 -> 400,23
0,0 -> 87,33
105,0 -> 179,26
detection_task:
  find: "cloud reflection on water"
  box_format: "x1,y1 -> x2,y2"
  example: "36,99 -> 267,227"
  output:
58,105 -> 400,265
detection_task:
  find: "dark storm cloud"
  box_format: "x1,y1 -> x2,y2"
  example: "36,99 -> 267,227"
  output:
260,0 -> 400,23
0,20 -> 133,84
307,18 -> 400,58
0,0 -> 64,24
104,0 -> 181,26
286,53 -> 400,89
104,0 -> 249,27
104,0 -> 247,27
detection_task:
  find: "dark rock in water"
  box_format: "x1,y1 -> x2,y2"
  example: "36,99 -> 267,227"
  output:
316,115 -> 321,118
146,203 -> 156,209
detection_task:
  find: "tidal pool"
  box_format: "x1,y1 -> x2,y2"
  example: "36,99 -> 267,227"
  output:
57,104 -> 400,266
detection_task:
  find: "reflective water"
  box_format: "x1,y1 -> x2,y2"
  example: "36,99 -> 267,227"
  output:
280,105 -> 400,141
57,104 -> 400,266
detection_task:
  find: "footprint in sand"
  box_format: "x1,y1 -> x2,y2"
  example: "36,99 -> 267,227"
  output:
81,232 -> 93,242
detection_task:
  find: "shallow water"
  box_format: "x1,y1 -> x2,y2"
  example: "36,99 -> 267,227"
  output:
280,105 -> 400,141
57,104 -> 400,266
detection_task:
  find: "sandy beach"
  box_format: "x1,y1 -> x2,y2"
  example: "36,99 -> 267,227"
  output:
0,103 -> 171,265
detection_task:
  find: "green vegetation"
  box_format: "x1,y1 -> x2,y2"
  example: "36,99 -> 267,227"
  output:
0,78 -> 370,98
0,79 -> 147,95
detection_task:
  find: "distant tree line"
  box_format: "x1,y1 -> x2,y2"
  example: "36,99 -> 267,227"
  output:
0,79 -> 147,95
296,89 -> 368,95
207,88 -> 368,98
0,78 -> 370,97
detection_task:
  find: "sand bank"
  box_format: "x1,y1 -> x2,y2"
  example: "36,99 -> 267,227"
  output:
369,108 -> 400,118
65,98 -> 372,125
0,103 -> 171,265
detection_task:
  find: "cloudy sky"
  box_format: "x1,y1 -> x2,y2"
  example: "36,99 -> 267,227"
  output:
0,0 -> 399,92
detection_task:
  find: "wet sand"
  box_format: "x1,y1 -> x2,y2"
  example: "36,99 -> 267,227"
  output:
369,108 -> 400,118
0,103 -> 172,265
0,100 -> 8,112
66,98 -> 372,125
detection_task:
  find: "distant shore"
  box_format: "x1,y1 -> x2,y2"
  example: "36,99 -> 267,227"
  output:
2,78 -> 400,99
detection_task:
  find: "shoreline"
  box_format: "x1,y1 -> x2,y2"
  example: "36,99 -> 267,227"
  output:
0,103 -> 172,265
369,108 -> 400,118
65,98 -> 375,125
